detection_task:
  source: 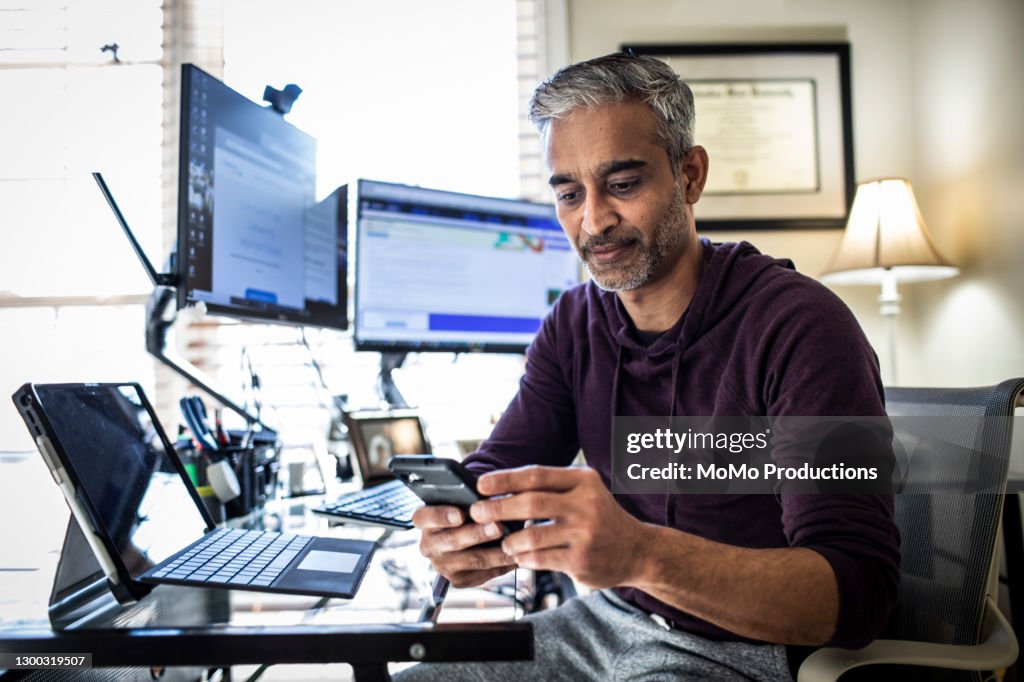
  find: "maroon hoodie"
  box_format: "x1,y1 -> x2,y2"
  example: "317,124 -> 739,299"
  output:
465,239 -> 900,649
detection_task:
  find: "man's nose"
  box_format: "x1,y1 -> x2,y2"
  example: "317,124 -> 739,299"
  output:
580,191 -> 618,237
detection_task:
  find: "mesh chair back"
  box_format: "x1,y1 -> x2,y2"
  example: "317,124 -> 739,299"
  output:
883,379 -> 1024,654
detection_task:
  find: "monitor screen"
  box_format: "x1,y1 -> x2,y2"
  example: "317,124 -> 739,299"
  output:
177,64 -> 348,330
353,179 -> 579,352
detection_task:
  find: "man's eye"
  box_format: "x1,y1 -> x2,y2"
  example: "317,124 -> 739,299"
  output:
610,179 -> 639,194
557,190 -> 581,203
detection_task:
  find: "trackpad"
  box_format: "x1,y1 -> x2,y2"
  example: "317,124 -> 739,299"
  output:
297,550 -> 360,574
271,537 -> 375,598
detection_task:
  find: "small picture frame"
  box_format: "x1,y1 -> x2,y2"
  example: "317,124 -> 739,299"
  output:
621,43 -> 855,230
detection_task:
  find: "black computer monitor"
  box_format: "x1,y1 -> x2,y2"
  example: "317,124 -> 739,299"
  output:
177,64 -> 348,330
352,179 -> 579,353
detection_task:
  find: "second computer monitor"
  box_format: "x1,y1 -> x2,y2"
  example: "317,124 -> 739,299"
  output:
178,64 -> 348,330
353,180 -> 579,353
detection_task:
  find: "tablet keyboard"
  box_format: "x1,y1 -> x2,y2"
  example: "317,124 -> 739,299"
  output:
149,528 -> 313,586
314,479 -> 422,529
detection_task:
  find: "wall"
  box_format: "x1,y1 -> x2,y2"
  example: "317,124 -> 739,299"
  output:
906,0 -> 1024,386
559,0 -> 1023,386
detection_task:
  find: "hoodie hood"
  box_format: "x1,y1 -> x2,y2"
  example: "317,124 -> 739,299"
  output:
596,239 -> 797,420
599,239 -> 795,357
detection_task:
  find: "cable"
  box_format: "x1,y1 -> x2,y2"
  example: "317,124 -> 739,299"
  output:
514,567 -> 520,619
239,346 -> 263,422
493,580 -> 530,614
300,328 -> 330,391
380,558 -> 417,613
300,327 -> 338,412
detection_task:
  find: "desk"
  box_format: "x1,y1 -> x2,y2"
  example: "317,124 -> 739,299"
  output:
0,590 -> 531,681
0,456 -> 532,681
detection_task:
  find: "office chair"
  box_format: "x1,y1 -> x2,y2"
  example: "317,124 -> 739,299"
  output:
799,378 -> 1024,682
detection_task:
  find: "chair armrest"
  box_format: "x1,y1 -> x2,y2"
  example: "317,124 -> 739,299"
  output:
797,598 -> 1018,682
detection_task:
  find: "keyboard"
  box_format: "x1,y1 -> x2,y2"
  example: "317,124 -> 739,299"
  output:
314,479 -> 422,529
147,528 -> 313,587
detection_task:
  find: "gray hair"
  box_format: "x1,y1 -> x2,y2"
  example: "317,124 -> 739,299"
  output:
529,52 -> 696,171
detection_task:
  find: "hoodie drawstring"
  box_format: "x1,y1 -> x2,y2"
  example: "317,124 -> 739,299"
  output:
665,349 -> 684,525
668,348 -> 682,419
609,343 -> 625,461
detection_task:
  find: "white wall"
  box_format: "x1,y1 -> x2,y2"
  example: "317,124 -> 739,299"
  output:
560,0 -> 1023,386
906,0 -> 1024,386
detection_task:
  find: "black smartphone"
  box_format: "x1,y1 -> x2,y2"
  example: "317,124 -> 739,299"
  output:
388,455 -> 523,543
389,455 -> 485,507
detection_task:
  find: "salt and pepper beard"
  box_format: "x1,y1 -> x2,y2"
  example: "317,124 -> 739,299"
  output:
575,184 -> 687,292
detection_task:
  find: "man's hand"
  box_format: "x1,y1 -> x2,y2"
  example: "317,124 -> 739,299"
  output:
470,465 -> 647,589
411,505 -> 518,588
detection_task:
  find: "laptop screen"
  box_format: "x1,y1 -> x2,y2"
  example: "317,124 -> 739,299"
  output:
35,384 -> 209,579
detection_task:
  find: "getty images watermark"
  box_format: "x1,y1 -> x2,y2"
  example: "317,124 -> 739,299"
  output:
612,416 -> 1017,495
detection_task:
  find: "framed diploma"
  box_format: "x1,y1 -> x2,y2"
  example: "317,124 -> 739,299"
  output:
620,43 -> 855,230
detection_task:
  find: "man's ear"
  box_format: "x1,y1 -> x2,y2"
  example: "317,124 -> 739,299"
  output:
678,145 -> 709,204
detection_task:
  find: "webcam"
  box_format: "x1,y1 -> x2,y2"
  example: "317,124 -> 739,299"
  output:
263,83 -> 302,115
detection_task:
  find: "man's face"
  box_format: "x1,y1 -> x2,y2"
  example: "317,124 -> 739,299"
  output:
544,101 -> 693,292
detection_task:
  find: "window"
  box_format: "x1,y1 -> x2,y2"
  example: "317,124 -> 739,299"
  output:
0,0 -> 555,451
222,0 -> 521,198
0,0 -> 164,452
188,0 -> 537,447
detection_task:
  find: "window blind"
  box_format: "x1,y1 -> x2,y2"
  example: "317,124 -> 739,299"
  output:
0,0 -> 165,451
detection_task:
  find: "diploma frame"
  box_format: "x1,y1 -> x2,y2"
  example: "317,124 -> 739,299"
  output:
621,43 -> 855,230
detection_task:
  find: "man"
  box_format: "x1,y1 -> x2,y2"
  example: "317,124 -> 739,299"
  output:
398,52 -> 899,680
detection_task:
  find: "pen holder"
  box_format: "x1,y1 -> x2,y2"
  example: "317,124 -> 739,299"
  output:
178,445 -> 226,524
177,436 -> 280,520
221,436 -> 280,519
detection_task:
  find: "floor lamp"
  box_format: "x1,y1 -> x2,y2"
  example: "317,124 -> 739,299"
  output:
821,178 -> 959,385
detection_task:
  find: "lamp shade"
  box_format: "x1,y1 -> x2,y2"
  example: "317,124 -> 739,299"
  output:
822,178 -> 959,285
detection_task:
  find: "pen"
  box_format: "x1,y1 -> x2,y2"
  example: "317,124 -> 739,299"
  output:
214,407 -> 229,445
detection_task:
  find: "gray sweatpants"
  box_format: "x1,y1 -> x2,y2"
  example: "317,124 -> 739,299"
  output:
393,590 -> 794,681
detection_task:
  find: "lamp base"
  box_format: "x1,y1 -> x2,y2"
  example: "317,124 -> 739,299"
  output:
878,269 -> 900,385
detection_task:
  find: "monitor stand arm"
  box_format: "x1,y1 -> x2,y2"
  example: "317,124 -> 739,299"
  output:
377,352 -> 410,409
146,285 -> 273,432
91,172 -> 273,433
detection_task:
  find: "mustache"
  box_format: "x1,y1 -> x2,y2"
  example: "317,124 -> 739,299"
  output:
579,229 -> 641,256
